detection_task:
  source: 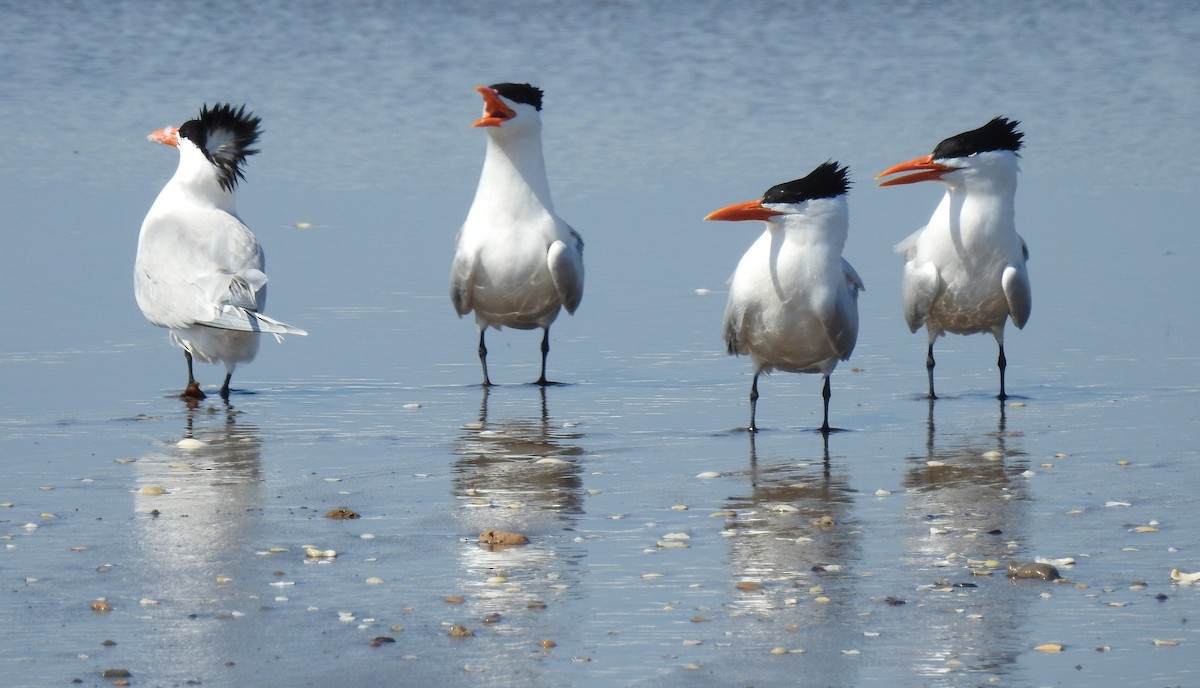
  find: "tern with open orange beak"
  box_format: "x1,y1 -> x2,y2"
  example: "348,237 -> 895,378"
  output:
705,162 -> 863,434
450,83 -> 585,386
876,116 -> 1031,400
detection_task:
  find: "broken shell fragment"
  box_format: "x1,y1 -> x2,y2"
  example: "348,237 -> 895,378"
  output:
1170,569 -> 1200,585
324,508 -> 360,520
478,529 -> 528,546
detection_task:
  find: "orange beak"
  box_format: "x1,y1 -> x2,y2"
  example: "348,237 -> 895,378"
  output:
704,200 -> 782,222
148,126 -> 180,147
472,86 -> 517,128
875,154 -> 953,186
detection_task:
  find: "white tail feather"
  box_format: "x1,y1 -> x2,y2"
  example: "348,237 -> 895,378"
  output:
199,305 -> 307,336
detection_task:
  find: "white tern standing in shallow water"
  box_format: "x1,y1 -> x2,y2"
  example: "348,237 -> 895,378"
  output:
450,82 -> 585,386
705,161 -> 863,433
877,116 -> 1030,400
135,103 -> 306,400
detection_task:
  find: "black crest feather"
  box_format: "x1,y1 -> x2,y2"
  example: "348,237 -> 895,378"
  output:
178,103 -> 262,192
490,83 -> 543,111
932,116 -> 1022,160
762,161 -> 851,205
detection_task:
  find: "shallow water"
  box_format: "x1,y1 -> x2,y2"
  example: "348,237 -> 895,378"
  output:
2,1 -> 1200,686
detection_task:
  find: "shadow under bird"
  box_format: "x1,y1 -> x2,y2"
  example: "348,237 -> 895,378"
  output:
135,103 -> 306,400
877,117 -> 1030,400
450,83 -> 585,386
705,162 -> 863,434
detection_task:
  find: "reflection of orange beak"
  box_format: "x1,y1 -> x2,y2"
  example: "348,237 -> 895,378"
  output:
704,199 -> 782,222
148,126 -> 180,147
875,154 -> 953,186
472,86 -> 517,128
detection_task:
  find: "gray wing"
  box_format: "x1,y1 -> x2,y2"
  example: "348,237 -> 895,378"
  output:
1002,263 -> 1032,329
821,260 -> 864,361
900,260 -> 941,334
449,229 -> 477,317
548,227 -> 585,314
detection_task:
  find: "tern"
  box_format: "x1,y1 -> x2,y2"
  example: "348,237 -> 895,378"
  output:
877,116 -> 1030,400
450,83 -> 585,386
705,162 -> 863,433
135,103 -> 306,400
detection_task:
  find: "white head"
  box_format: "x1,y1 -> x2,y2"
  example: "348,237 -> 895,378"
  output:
705,161 -> 851,238
877,116 -> 1022,193
472,82 -> 544,142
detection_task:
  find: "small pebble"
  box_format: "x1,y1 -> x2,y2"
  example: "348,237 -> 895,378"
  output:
1008,561 -> 1060,581
138,485 -> 166,496
449,624 -> 473,638
365,577 -> 384,585
91,600 -> 112,613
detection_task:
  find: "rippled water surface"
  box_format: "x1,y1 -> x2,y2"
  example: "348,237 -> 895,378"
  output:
2,1 -> 1199,686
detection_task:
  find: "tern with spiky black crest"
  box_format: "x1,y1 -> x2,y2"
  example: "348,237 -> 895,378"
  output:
877,116 -> 1031,400
450,83 -> 585,386
705,162 -> 863,433
136,103 -> 306,400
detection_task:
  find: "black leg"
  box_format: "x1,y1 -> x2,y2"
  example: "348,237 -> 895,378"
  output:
182,351 -> 205,400
820,376 -> 832,434
478,330 -> 492,387
925,342 -> 937,400
997,344 -> 1008,400
748,372 -> 761,433
536,327 -> 551,386
220,373 -> 233,399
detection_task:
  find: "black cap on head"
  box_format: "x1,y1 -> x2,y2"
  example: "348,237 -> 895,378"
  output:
762,161 -> 851,205
489,83 -> 543,111
178,103 -> 262,192
932,116 -> 1023,160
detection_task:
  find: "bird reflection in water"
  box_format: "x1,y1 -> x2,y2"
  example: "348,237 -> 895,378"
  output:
132,400 -> 265,670
721,432 -> 860,656
901,399 -> 1032,680
452,386 -> 587,611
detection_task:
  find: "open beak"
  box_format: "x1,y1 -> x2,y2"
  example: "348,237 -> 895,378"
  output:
472,86 -> 517,128
147,126 -> 180,147
876,154 -> 953,186
704,199 -> 782,222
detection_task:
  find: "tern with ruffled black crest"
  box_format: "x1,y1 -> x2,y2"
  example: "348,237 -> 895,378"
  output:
135,103 -> 306,400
